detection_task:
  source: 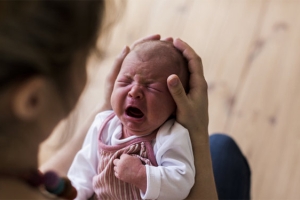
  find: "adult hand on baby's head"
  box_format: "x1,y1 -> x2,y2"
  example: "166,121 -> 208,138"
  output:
168,38 -> 209,141
130,34 -> 161,49
104,36 -> 209,138
113,154 -> 147,192
130,35 -> 174,49
166,39 -> 217,200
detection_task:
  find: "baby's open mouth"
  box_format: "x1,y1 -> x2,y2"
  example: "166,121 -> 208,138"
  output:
126,107 -> 144,118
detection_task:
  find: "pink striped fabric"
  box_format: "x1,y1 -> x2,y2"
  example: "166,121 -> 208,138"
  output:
92,113 -> 158,199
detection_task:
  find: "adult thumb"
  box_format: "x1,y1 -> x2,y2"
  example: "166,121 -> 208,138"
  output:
167,74 -> 188,107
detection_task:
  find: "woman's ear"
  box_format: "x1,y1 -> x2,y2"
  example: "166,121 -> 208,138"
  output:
12,77 -> 48,121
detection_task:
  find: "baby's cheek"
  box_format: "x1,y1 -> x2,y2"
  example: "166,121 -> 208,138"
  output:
111,91 -> 122,113
155,103 -> 175,120
166,94 -> 176,108
110,93 -> 117,109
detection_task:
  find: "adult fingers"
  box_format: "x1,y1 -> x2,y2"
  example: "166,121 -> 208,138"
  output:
108,46 -> 130,83
162,37 -> 173,43
102,46 -> 130,110
167,74 -> 188,109
173,38 -> 206,95
173,38 -> 204,77
130,34 -> 161,49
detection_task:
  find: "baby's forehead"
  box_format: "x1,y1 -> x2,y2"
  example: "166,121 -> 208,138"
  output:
132,41 -> 178,62
121,53 -> 178,77
123,41 -> 189,90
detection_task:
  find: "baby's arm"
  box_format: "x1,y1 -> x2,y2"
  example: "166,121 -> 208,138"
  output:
113,120 -> 195,200
67,124 -> 98,199
144,120 -> 195,200
113,154 -> 147,193
68,111 -> 112,199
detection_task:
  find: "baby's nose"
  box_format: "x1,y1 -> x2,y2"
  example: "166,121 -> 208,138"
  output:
128,85 -> 143,99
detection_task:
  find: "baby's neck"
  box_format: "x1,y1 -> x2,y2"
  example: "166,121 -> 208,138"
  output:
121,128 -> 130,139
121,126 -> 152,139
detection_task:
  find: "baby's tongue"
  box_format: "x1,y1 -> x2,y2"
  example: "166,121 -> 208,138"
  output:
127,107 -> 144,118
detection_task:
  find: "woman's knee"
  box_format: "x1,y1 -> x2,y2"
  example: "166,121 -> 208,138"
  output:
209,133 -> 249,167
209,133 -> 251,199
210,133 -> 237,150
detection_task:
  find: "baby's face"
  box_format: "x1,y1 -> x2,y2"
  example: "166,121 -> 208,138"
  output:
111,51 -> 178,137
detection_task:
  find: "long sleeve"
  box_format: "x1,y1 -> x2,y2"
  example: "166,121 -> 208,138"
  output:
141,120 -> 195,200
68,111 -> 113,200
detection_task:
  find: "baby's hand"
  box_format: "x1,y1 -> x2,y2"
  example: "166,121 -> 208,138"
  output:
113,154 -> 147,193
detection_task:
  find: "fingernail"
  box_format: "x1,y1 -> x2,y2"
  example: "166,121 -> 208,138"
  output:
169,77 -> 179,87
174,38 -> 181,46
121,46 -> 128,55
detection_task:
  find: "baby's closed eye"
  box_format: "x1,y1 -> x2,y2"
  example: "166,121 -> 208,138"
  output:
117,78 -> 132,86
147,84 -> 164,92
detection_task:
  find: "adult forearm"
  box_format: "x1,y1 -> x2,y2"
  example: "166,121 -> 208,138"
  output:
186,129 -> 218,200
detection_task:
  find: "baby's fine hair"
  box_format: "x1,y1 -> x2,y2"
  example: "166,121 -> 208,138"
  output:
0,1 -> 105,92
132,40 -> 189,92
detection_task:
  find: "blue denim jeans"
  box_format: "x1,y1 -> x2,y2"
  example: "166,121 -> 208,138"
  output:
210,134 -> 251,200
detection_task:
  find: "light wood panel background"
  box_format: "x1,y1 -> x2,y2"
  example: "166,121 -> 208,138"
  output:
39,0 -> 300,199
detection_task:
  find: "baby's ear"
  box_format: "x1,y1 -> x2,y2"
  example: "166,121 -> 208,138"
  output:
12,76 -> 48,121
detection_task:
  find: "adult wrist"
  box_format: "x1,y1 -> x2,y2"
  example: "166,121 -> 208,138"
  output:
189,127 -> 210,146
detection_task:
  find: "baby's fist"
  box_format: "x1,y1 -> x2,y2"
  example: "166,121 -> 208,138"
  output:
113,154 -> 147,192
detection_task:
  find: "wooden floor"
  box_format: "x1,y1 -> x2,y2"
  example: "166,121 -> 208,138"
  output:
40,0 -> 300,199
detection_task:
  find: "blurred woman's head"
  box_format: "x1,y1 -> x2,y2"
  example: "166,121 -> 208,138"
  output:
0,1 -> 106,143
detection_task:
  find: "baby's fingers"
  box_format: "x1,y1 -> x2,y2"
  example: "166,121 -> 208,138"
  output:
113,158 -> 119,166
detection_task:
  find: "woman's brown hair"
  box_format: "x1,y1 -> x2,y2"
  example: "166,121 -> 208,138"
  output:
0,1 -> 105,91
